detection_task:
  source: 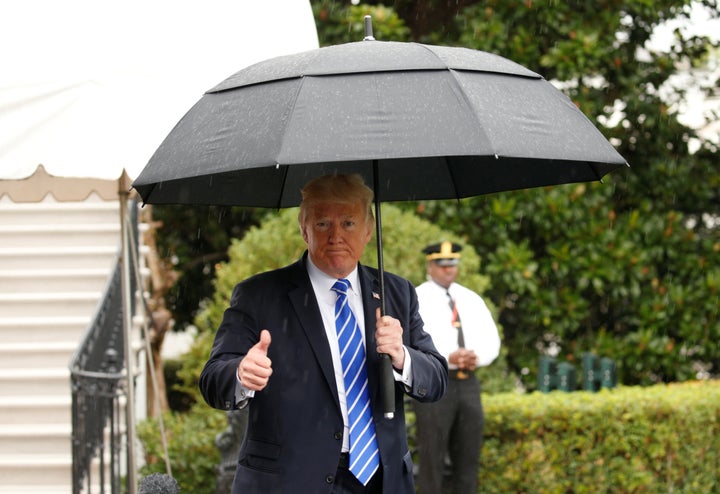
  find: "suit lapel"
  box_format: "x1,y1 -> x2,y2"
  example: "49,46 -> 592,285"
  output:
286,255 -> 340,409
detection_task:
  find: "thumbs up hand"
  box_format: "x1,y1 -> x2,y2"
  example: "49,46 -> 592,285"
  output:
238,329 -> 273,391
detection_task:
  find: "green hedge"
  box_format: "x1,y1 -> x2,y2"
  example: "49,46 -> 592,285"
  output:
139,381 -> 720,493
479,380 -> 720,493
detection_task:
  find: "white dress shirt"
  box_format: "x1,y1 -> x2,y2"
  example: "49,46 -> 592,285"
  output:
415,280 -> 500,369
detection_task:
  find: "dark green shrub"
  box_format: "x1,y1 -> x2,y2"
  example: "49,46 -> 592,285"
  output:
163,358 -> 194,413
138,403 -> 226,494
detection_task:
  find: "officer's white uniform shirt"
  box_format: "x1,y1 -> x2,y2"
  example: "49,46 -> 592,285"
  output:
415,280 -> 501,369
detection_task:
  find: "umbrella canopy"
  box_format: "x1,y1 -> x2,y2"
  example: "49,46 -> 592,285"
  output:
133,38 -> 627,207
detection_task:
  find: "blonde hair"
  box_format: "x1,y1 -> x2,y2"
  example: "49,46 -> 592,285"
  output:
298,174 -> 375,226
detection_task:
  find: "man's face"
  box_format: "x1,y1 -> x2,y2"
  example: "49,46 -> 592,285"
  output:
301,200 -> 373,279
427,261 -> 459,289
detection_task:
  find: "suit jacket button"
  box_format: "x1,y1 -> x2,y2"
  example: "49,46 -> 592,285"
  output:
334,431 -> 343,440
325,475 -> 334,484
418,387 -> 427,397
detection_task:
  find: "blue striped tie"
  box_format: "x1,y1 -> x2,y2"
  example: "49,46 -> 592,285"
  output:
332,279 -> 380,485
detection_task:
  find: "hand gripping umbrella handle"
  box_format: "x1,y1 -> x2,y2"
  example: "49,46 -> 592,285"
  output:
373,161 -> 395,420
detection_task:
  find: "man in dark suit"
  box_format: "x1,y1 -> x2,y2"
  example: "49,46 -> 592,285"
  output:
199,174 -> 448,494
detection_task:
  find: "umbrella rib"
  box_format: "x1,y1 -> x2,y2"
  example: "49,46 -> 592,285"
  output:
444,68 -> 498,197
276,164 -> 291,210
274,76 -> 308,205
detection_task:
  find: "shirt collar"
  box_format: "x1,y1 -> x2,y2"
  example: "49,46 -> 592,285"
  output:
306,256 -> 361,299
432,280 -> 455,296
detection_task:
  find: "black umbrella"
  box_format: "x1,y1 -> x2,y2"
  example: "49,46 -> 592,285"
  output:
133,19 -> 627,418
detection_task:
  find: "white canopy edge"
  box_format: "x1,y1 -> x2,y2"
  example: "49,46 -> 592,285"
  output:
0,164 -> 127,202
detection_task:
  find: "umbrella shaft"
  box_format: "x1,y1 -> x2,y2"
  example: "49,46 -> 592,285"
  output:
373,160 -> 395,419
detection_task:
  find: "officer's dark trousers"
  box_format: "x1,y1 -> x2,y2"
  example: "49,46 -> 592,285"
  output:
414,371 -> 484,494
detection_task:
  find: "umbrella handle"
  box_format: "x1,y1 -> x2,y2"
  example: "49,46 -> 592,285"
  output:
374,160 -> 395,420
379,354 -> 395,419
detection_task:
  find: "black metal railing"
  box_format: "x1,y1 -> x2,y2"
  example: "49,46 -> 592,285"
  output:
70,199 -> 138,494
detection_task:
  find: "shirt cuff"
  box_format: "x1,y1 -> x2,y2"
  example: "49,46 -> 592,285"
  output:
392,346 -> 413,387
235,369 -> 255,408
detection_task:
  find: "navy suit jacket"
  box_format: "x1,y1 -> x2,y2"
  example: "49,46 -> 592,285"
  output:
199,253 -> 448,494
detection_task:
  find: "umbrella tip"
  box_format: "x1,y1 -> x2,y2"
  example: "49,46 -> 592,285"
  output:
363,15 -> 375,41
